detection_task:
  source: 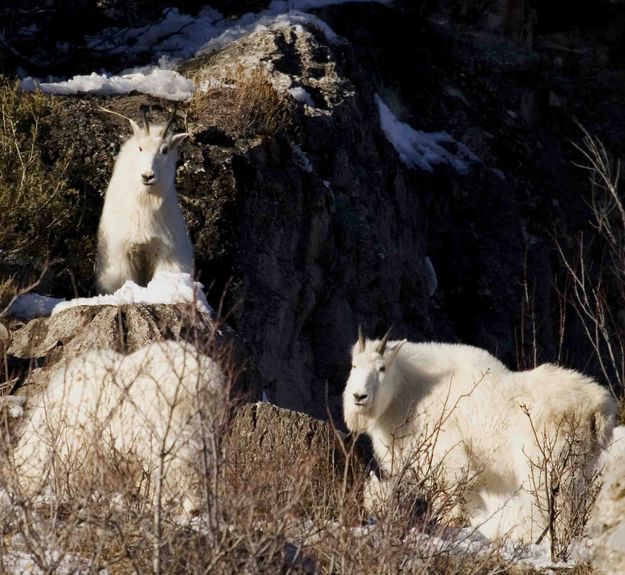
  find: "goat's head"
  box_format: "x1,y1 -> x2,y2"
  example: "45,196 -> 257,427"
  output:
343,326 -> 406,431
127,110 -> 189,190
100,107 -> 190,191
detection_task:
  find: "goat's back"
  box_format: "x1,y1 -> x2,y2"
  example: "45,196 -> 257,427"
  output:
12,341 -> 224,501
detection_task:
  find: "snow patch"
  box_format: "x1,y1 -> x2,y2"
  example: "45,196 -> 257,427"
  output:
599,425 -> 625,469
52,272 -> 211,315
195,11 -> 343,57
21,1 -> 392,100
8,274 -> 209,320
409,525 -> 587,570
375,94 -> 479,174
86,7 -> 210,59
3,545 -> 107,575
0,395 -> 26,419
8,293 -> 65,321
21,66 -> 194,101
288,86 -> 315,107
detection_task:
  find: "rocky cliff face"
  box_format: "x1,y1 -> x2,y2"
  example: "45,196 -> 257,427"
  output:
178,21 -> 432,414
180,1 -> 624,417
3,1 -> 625,421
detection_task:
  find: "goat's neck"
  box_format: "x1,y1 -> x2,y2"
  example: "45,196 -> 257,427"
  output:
136,188 -> 165,210
373,362 -> 422,467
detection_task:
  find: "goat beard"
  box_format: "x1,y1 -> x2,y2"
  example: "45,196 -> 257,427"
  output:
137,185 -> 164,207
344,404 -> 371,433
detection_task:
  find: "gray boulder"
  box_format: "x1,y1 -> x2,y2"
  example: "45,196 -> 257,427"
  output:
8,304 -> 258,401
227,401 -> 367,514
591,431 -> 625,574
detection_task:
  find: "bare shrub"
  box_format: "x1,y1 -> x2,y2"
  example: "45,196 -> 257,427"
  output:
0,326 -> 594,574
0,78 -> 78,269
365,416 -> 481,535
556,125 -> 624,397
189,65 -> 294,138
521,404 -> 603,562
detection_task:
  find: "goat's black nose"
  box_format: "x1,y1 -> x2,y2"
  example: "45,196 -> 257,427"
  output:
142,172 -> 155,185
353,392 -> 368,401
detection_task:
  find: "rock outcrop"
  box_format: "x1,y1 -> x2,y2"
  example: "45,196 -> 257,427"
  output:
7,304 -> 258,400
3,1 -> 625,421
591,429 -> 625,574
227,401 -> 367,515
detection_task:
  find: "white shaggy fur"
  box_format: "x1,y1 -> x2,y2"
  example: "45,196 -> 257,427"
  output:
96,114 -> 194,294
12,340 -> 224,515
343,333 -> 616,542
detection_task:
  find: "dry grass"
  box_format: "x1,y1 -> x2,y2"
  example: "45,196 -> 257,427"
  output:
0,277 -> 17,317
188,65 -> 294,138
0,322 -> 604,574
0,78 -> 78,270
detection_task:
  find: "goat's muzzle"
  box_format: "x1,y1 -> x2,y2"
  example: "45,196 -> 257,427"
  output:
142,172 -> 156,186
353,392 -> 369,407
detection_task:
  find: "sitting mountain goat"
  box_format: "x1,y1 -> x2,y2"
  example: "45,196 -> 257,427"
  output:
11,340 -> 225,516
96,109 -> 194,294
344,328 -> 616,543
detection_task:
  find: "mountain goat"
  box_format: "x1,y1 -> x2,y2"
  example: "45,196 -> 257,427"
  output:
11,340 -> 225,516
96,108 -> 194,294
344,328 -> 616,543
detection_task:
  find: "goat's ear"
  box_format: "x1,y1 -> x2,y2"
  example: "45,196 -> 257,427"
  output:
170,133 -> 190,149
387,339 -> 407,365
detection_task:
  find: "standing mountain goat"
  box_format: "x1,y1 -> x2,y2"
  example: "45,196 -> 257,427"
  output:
344,328 -> 616,543
96,109 -> 194,294
11,340 -> 225,516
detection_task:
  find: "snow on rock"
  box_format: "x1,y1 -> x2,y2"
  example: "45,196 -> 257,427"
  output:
354,523 -> 577,571
589,425 -> 625,574
197,10 -> 344,56
7,293 -> 65,321
288,86 -> 315,106
598,425 -> 625,470
0,395 -> 26,418
3,547 -> 107,575
20,0 -> 392,100
21,66 -> 194,101
52,272 -> 211,315
375,94 -> 479,174
7,274 -> 210,321
87,1 -> 392,59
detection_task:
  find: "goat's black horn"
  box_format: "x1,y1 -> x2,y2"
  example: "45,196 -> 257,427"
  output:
376,326 -> 394,355
162,106 -> 178,138
358,325 -> 366,352
141,107 -> 151,136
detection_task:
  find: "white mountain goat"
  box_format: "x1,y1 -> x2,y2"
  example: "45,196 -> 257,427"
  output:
11,340 -> 225,516
344,328 -> 616,543
96,108 -> 194,294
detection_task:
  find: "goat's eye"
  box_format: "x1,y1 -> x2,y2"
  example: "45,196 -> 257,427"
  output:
161,145 -> 169,155
138,146 -> 143,152
379,366 -> 386,373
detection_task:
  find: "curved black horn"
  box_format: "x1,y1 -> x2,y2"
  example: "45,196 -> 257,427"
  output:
141,107 -> 151,136
376,326 -> 394,355
358,325 -> 366,352
162,106 -> 178,139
